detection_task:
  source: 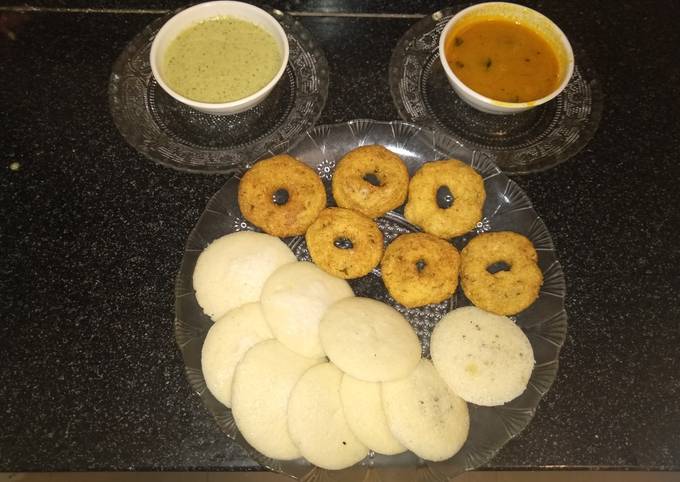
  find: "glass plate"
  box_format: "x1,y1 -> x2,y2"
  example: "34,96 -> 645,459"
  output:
389,8 -> 604,175
109,8 -> 328,175
175,120 -> 567,480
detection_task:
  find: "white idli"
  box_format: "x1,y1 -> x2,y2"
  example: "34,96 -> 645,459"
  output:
231,339 -> 321,460
319,297 -> 421,382
340,374 -> 406,455
201,302 -> 272,408
430,306 -> 534,406
287,363 -> 368,470
382,359 -> 469,462
261,261 -> 354,358
193,231 -> 296,320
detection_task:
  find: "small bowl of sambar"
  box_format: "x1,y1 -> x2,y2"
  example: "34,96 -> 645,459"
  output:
439,2 -> 574,114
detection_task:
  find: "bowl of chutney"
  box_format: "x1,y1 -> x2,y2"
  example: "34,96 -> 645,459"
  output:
150,1 -> 289,115
438,2 -> 574,114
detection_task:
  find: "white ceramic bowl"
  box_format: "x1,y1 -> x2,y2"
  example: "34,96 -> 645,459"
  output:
438,2 -> 574,115
150,1 -> 289,115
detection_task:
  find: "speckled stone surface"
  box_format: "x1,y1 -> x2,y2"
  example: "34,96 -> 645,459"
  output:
1,1 -> 680,472
4,0 -> 443,12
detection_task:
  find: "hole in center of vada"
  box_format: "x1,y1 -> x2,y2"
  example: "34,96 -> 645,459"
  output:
272,188 -> 289,206
416,259 -> 427,272
487,261 -> 511,274
362,173 -> 382,187
436,185 -> 455,209
333,237 -> 354,250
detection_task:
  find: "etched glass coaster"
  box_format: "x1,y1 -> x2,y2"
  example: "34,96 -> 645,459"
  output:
109,8 -> 328,174
389,9 -> 603,174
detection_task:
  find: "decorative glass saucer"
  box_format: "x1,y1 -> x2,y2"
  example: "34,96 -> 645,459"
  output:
389,8 -> 604,174
109,8 -> 328,174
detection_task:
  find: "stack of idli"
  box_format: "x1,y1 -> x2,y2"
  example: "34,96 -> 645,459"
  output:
192,231 -> 535,471
193,231 -> 296,320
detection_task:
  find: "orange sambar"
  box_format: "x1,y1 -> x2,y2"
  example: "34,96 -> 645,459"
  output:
445,18 -> 560,103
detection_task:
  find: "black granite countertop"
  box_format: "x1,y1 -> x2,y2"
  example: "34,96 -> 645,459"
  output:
1,0 -> 679,472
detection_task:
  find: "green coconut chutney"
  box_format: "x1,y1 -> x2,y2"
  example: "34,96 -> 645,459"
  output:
163,15 -> 282,103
